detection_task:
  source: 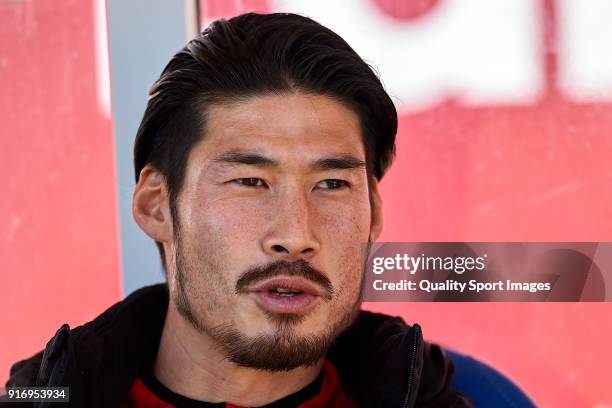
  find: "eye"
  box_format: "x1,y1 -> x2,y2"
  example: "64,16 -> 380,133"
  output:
316,179 -> 348,190
234,178 -> 268,188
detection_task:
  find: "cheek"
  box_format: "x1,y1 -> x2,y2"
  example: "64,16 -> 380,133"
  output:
176,233 -> 228,313
315,196 -> 372,242
314,199 -> 371,299
178,196 -> 269,294
186,193 -> 269,246
176,196 -> 264,301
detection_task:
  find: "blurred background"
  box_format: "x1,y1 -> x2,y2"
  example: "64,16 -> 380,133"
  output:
2,0 -> 612,406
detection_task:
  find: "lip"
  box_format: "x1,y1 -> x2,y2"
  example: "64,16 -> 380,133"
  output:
248,276 -> 323,314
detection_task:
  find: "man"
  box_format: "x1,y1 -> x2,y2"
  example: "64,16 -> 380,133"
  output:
6,12 -> 472,407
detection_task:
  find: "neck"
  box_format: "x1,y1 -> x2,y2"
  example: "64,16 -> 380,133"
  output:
153,302 -> 324,406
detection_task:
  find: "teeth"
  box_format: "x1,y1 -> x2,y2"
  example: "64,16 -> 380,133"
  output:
271,288 -> 302,296
275,288 -> 293,293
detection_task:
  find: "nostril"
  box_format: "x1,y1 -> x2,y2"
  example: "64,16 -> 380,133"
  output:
272,245 -> 288,253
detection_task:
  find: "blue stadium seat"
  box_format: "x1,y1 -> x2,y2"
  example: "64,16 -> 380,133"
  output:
446,349 -> 537,407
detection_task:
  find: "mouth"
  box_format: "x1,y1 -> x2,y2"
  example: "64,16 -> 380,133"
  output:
248,277 -> 322,314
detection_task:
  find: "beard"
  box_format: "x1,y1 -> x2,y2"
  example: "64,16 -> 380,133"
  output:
171,228 -> 364,372
207,306 -> 358,371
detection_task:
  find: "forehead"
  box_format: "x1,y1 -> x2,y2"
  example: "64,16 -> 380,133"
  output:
192,93 -> 365,163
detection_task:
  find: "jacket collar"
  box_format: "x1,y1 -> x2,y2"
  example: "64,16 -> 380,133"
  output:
11,283 -> 425,407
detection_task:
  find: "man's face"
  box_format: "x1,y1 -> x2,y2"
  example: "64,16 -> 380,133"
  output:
168,93 -> 380,370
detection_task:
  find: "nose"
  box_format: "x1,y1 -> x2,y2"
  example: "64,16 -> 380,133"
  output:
261,185 -> 321,261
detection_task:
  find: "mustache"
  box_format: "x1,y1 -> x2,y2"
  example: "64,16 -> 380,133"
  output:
235,260 -> 333,300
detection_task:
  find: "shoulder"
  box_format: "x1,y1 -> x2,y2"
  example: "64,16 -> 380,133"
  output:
329,310 -> 473,407
5,284 -> 169,389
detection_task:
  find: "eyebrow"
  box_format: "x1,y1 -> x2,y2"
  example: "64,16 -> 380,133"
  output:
211,151 -> 366,172
212,152 -> 278,167
311,155 -> 366,172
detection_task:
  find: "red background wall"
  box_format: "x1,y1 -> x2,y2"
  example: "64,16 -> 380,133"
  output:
0,0 -> 121,386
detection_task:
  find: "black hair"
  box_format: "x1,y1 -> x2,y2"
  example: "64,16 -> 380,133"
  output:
133,12 -> 397,269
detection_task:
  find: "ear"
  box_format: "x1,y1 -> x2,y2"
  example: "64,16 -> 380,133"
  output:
368,177 -> 384,242
132,165 -> 173,244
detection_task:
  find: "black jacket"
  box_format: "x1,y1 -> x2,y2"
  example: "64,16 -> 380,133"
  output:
5,284 -> 472,407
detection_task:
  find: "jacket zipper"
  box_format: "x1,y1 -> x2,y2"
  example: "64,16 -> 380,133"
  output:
401,324 -> 421,408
